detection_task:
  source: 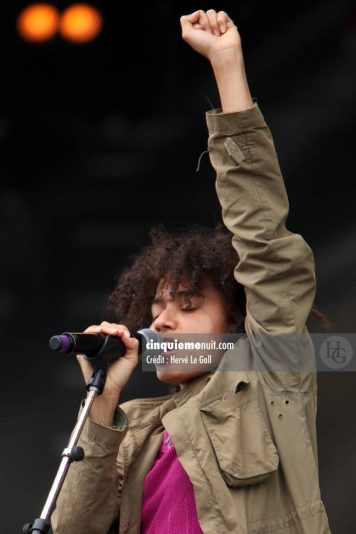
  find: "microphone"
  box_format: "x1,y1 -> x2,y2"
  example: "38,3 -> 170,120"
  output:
49,328 -> 161,367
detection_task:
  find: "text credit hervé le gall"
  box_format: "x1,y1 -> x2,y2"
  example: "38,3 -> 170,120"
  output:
141,334 -> 236,371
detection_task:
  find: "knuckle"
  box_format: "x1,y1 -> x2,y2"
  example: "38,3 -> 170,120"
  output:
218,12 -> 227,20
84,325 -> 99,332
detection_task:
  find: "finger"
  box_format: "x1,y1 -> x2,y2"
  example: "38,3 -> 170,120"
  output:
206,9 -> 220,36
217,11 -> 235,33
84,324 -> 103,334
84,322 -> 135,350
84,323 -> 129,337
118,331 -> 139,353
180,10 -> 200,32
198,10 -> 213,34
100,321 -> 130,336
84,323 -> 133,347
99,322 -> 139,352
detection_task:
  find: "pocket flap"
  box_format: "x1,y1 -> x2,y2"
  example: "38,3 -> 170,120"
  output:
200,393 -> 279,487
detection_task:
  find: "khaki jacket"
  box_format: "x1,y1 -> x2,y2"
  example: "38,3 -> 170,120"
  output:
52,104 -> 331,534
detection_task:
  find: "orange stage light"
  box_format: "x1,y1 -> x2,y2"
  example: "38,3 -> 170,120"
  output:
59,4 -> 103,44
17,3 -> 60,43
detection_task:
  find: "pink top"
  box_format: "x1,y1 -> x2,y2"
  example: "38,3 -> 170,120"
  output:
141,430 -> 204,534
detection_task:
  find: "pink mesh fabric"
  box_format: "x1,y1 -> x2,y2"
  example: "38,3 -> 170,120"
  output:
141,430 -> 204,533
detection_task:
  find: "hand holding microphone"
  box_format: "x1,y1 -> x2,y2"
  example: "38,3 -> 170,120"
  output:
54,322 -> 141,426
49,327 -> 158,363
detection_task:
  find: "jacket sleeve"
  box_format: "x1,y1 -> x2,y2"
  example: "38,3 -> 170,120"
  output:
206,103 -> 316,336
206,104 -> 318,391
51,405 -> 128,534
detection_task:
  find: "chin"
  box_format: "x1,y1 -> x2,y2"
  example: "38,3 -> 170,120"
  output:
156,369 -> 204,386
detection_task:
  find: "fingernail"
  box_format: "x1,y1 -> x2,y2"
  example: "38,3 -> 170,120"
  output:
220,25 -> 225,33
124,332 -> 131,338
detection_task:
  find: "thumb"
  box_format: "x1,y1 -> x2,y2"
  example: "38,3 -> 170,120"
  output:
121,333 -> 139,358
76,353 -> 94,383
180,10 -> 200,33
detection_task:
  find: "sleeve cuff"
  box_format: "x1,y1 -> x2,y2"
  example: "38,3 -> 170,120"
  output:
77,401 -> 128,452
206,103 -> 266,135
112,406 -> 129,429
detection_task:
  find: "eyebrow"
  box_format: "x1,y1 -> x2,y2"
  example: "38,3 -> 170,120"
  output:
151,289 -> 202,306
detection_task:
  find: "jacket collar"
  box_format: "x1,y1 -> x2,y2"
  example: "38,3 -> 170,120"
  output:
120,346 -> 251,427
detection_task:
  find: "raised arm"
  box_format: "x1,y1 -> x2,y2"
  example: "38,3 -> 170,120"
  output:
181,9 -> 253,112
180,10 -> 316,335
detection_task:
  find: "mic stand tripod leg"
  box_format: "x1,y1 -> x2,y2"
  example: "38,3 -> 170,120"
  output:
23,367 -> 107,533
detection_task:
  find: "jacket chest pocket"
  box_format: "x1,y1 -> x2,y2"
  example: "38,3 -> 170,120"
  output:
200,394 -> 279,488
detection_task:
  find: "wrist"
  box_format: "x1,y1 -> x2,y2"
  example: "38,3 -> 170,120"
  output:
89,392 -> 121,426
209,46 -> 244,69
210,46 -> 253,113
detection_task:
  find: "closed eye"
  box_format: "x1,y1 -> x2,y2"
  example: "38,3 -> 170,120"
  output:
151,309 -> 161,321
181,306 -> 195,312
151,290 -> 204,320
180,291 -> 204,311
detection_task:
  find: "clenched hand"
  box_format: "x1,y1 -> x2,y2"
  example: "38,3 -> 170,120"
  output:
180,9 -> 241,60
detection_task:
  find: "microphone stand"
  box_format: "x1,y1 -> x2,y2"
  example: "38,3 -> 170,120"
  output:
23,327 -> 159,533
23,366 -> 107,533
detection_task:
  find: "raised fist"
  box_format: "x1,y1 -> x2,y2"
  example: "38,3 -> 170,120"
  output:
180,9 -> 241,60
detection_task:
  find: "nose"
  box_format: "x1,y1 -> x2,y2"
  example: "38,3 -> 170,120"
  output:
151,306 -> 177,332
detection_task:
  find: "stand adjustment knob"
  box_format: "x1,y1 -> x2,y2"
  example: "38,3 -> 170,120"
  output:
62,445 -> 85,462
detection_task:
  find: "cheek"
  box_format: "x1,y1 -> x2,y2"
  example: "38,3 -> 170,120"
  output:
184,309 -> 229,333
207,303 -> 232,332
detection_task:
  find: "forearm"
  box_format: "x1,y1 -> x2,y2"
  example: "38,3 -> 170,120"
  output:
51,412 -> 127,533
89,390 -> 122,427
180,10 -> 254,113
210,47 -> 254,113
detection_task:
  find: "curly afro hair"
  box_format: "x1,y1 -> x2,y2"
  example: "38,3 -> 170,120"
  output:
106,224 -> 246,333
106,223 -> 332,333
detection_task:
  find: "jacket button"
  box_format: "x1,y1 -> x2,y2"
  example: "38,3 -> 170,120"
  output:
278,413 -> 284,419
270,400 -> 275,406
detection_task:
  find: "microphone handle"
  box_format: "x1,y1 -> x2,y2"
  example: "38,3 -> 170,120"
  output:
49,328 -> 161,367
49,332 -> 126,363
